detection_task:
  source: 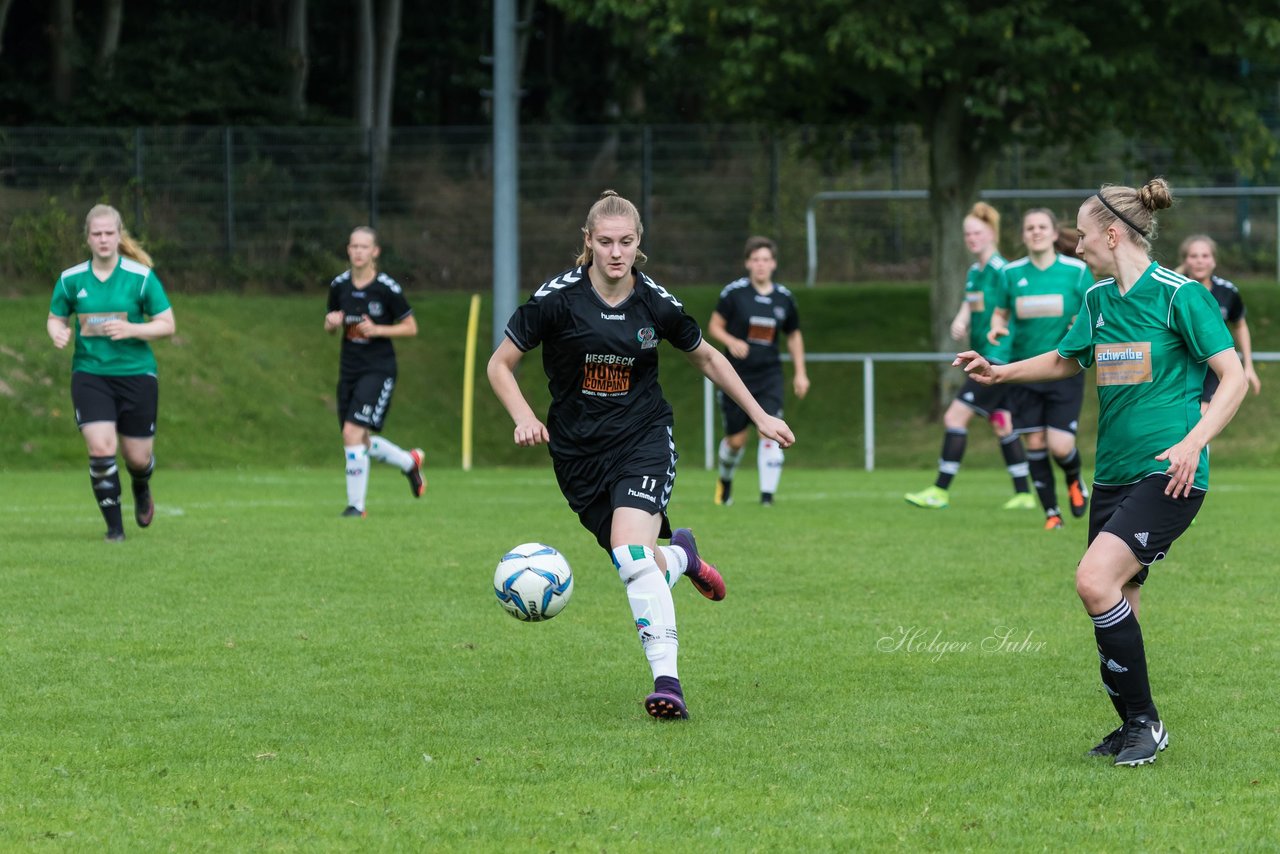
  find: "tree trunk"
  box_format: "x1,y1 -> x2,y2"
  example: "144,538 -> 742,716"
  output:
926,86 -> 984,407
372,0 -> 402,182
98,0 -> 123,76
285,0 -> 308,118
51,0 -> 76,103
0,0 -> 16,57
354,0 -> 375,132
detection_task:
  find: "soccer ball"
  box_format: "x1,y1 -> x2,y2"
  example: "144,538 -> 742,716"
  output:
493,543 -> 574,621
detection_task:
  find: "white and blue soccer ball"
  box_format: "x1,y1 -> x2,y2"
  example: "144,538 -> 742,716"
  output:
493,543 -> 574,622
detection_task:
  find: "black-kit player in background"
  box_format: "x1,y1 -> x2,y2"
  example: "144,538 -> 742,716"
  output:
708,236 -> 809,507
324,227 -> 426,517
488,191 -> 795,721
47,204 -> 175,543
1175,234 -> 1263,412
956,178 -> 1245,767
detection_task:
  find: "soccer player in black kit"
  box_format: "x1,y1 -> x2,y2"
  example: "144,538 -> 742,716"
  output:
488,191 -> 795,720
324,227 -> 425,517
708,236 -> 809,506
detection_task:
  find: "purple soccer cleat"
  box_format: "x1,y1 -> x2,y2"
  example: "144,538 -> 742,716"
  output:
670,528 -> 725,601
645,676 -> 689,719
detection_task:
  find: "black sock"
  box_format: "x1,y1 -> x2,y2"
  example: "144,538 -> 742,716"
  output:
1000,434 -> 1030,493
1055,448 -> 1082,485
935,428 -> 967,490
128,455 -> 154,499
1027,449 -> 1058,514
654,674 -> 683,698
90,455 -> 124,533
1099,666 -> 1127,725
1091,598 -> 1158,722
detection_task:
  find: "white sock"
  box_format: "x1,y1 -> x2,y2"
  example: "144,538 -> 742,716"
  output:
717,438 -> 744,481
369,435 -> 413,470
613,545 -> 678,680
759,438 -> 784,495
656,545 -> 689,590
345,445 -> 369,510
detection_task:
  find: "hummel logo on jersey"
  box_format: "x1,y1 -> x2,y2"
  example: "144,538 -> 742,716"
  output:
1105,658 -> 1129,673
1134,531 -> 1150,547
77,288 -> 89,298
600,312 -> 625,321
1095,312 -> 1105,328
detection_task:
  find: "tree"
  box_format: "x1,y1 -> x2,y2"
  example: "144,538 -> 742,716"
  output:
50,0 -> 76,103
99,0 -> 124,76
0,0 -> 15,57
353,0 -> 401,180
284,0 -> 308,117
550,0 -> 1280,380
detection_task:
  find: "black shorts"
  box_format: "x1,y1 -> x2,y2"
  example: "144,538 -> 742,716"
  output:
955,376 -> 1012,418
1010,373 -> 1085,435
337,371 -> 396,431
71,372 -> 158,438
1088,474 -> 1205,579
1201,369 -> 1221,403
553,424 -> 677,552
719,370 -> 783,436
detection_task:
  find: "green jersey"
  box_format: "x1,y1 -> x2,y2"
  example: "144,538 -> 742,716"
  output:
997,254 -> 1092,361
1057,263 -> 1234,489
49,257 -> 172,377
965,253 -> 1009,362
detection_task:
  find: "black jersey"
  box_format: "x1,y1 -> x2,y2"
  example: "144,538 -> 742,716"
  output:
327,270 -> 413,376
714,278 -> 800,377
505,264 -> 703,460
1207,275 -> 1246,324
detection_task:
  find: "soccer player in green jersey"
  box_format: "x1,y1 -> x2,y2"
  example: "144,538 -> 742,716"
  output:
955,178 -> 1246,767
47,205 -> 175,543
905,202 -> 1033,511
989,209 -> 1094,529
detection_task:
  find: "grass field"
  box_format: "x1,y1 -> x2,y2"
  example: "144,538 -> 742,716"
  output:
2,466 -> 1277,850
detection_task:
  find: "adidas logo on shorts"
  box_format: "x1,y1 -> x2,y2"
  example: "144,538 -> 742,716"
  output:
1134,531 -> 1150,547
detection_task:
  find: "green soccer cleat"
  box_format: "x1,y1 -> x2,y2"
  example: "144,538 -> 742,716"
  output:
904,485 -> 949,509
1001,492 -> 1037,510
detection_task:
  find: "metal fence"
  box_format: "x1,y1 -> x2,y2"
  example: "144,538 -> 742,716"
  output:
3,124 -> 1279,293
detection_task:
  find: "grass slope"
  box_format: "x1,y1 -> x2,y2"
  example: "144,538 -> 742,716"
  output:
3,280 -> 1278,473
1,467 -> 1276,849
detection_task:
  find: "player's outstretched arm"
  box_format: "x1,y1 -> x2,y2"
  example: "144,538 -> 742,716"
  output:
954,349 -> 1080,386
487,337 -> 549,447
685,340 -> 795,448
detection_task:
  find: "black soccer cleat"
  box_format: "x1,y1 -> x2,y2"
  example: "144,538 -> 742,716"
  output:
1086,725 -> 1126,757
135,490 -> 155,528
714,478 -> 733,506
104,529 -> 126,543
341,506 -> 367,518
1114,718 -> 1168,767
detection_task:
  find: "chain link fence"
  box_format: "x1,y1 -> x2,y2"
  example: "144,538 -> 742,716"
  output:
2,125 -> 1277,294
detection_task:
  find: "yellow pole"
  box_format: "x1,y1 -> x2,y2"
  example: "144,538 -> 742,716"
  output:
462,293 -> 481,471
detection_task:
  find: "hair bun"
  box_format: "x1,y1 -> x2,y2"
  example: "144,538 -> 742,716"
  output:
1139,178 -> 1174,212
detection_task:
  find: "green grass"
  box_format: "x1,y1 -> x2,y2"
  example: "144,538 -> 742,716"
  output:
2,467 -> 1277,850
5,280 -> 1280,474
